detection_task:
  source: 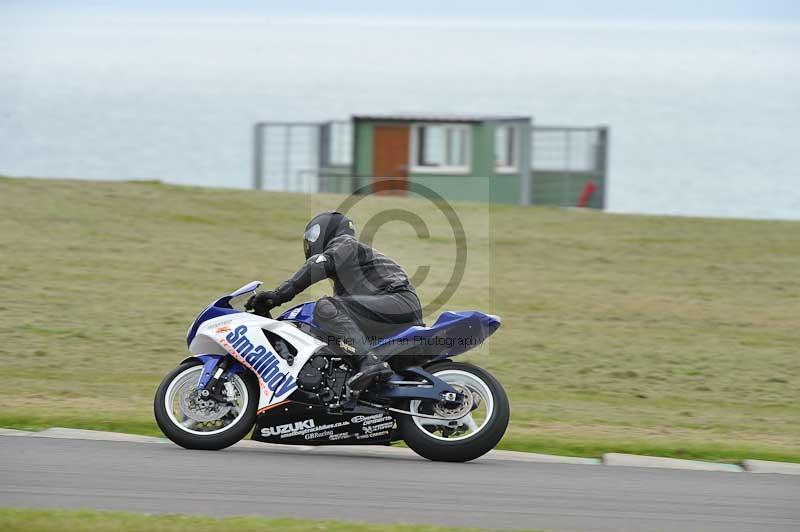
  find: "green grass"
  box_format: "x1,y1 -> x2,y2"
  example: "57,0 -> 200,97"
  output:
2,176 -> 799,463
0,509 -> 528,532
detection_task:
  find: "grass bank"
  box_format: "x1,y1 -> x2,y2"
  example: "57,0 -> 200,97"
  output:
0,509 -> 527,532
1,177 -> 798,462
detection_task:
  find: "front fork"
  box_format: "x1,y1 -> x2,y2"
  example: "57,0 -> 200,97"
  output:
196,355 -> 243,403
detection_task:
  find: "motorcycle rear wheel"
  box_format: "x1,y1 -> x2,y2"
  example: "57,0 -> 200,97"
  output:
397,360 -> 509,462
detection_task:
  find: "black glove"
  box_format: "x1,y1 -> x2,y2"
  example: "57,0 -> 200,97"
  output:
245,291 -> 278,316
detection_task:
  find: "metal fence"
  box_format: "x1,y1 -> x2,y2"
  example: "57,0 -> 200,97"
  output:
252,120 -> 607,208
252,121 -> 352,193
531,126 -> 608,208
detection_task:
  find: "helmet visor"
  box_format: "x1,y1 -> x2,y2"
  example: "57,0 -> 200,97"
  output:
304,223 -> 321,243
303,223 -> 321,257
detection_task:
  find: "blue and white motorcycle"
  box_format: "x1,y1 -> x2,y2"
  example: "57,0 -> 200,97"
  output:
154,281 -> 509,462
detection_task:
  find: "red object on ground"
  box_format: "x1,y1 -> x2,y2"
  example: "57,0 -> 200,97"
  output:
577,180 -> 597,208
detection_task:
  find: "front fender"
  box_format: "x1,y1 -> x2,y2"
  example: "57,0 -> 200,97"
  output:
180,354 -> 246,389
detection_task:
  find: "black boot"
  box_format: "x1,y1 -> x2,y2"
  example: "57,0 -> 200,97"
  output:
348,354 -> 393,392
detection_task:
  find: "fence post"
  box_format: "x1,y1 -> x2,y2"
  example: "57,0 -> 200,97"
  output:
317,123 -> 330,194
596,127 -> 609,210
519,120 -> 532,206
562,129 -> 571,207
284,126 -> 292,191
252,122 -> 264,190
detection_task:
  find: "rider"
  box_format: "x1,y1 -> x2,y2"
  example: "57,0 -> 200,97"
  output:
246,211 -> 424,392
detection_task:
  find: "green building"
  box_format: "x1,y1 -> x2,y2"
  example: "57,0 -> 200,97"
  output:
255,115 -> 608,209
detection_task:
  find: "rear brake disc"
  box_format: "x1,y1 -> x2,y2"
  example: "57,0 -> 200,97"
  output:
432,384 -> 474,420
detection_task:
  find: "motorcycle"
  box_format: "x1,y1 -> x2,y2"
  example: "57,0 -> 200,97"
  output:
154,281 -> 509,462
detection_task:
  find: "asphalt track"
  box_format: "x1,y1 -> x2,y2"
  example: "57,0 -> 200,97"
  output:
1,435 -> 799,532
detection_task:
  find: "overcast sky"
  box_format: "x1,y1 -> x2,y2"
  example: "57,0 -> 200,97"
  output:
8,0 -> 800,20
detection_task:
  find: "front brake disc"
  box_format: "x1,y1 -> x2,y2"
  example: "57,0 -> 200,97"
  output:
180,388 -> 232,422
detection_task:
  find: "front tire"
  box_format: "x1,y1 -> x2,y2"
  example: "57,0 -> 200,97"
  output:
397,361 -> 509,462
154,359 -> 259,450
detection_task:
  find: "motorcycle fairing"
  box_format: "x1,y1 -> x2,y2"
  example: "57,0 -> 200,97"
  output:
190,313 -> 326,410
374,311 -> 501,360
277,301 -> 318,328
252,401 -> 394,446
186,305 -> 239,348
186,281 -> 264,348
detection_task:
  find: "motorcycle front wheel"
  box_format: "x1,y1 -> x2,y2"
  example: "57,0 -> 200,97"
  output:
397,360 -> 510,462
154,359 -> 259,450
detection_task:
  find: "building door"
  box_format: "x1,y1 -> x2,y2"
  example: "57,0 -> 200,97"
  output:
372,125 -> 409,195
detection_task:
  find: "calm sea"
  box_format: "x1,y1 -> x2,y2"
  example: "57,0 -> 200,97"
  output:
1,8 -> 799,220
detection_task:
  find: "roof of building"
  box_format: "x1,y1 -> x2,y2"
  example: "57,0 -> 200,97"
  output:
352,114 -> 531,124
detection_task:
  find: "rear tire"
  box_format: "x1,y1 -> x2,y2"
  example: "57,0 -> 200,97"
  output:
397,361 -> 509,462
154,359 -> 259,450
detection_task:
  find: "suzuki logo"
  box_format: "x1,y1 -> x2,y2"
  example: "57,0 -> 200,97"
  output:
261,419 -> 315,437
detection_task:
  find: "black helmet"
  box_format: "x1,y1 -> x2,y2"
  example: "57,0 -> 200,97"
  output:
303,211 -> 355,258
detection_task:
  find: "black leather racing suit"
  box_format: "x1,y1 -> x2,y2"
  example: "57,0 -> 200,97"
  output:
272,234 -> 423,358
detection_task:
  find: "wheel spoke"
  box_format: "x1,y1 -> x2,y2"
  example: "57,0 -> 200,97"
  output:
409,369 -> 495,442
165,366 -> 249,436
461,414 -> 478,432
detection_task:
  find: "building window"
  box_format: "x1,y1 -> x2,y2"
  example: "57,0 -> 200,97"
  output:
494,124 -> 518,172
411,124 -> 471,173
